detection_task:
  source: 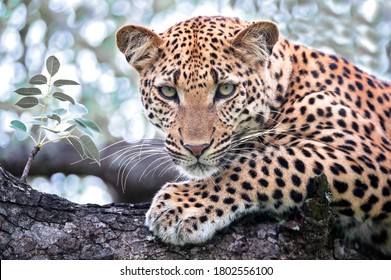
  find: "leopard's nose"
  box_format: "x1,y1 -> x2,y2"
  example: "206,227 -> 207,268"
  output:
184,143 -> 210,158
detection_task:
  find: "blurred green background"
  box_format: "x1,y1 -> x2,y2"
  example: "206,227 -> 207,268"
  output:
0,0 -> 390,204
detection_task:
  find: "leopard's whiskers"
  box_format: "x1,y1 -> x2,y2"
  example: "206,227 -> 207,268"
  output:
101,138 -> 174,191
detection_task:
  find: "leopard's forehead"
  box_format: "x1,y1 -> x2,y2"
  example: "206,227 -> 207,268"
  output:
159,16 -> 248,54
161,16 -> 247,39
154,16 -> 249,90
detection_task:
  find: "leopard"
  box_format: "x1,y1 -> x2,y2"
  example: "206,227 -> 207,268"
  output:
116,15 -> 391,256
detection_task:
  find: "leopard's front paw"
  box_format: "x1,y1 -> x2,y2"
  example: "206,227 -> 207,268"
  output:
145,183 -> 223,245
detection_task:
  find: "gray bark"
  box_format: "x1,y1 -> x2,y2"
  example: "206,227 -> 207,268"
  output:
0,166 -> 368,259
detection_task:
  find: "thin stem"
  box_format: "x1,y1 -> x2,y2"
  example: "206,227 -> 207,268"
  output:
21,78 -> 51,181
27,134 -> 37,145
20,145 -> 40,182
37,79 -> 51,146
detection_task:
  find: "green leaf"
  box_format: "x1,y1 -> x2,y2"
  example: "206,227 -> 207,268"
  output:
69,103 -> 88,115
64,124 -> 77,132
67,137 -> 85,158
53,123 -> 74,134
15,87 -> 42,96
30,117 -> 48,126
73,118 -> 87,128
48,114 -> 61,124
80,135 -> 100,164
73,120 -> 94,137
53,79 -> 80,86
15,97 -> 39,108
29,74 -> 47,85
52,108 -> 67,116
53,92 -> 75,104
76,118 -> 101,133
10,120 -> 27,133
43,127 -> 60,134
46,55 -> 60,77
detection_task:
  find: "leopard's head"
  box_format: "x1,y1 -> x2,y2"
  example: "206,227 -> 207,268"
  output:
116,16 -> 282,179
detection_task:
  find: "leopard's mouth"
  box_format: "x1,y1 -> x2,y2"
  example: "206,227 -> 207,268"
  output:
177,162 -> 219,180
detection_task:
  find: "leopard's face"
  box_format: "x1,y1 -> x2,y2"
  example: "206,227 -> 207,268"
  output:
117,16 -> 281,179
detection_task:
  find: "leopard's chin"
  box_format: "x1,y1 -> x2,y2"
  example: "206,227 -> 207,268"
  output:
176,163 -> 219,180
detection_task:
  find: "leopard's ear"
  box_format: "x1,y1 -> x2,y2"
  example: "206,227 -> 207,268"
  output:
231,21 -> 279,61
116,25 -> 163,72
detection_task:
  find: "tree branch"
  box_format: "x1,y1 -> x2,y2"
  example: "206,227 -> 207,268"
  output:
0,166 -> 368,259
20,145 -> 40,182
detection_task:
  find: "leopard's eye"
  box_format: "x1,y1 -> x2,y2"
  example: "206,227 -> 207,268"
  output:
158,86 -> 178,100
216,84 -> 237,99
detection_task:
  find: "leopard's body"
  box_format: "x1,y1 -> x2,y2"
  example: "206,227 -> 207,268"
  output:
116,16 -> 391,255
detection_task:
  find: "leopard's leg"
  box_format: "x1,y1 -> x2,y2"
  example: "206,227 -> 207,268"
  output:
146,141 -> 391,247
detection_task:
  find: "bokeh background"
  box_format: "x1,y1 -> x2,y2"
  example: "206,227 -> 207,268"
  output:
1,0 -> 390,204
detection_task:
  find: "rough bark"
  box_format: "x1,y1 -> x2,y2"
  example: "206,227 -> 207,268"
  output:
0,166 -> 368,260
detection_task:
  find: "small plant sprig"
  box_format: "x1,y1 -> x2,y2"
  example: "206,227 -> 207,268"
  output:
10,55 -> 101,182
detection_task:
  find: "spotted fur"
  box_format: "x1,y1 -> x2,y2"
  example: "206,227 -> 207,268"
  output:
116,16 -> 391,255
